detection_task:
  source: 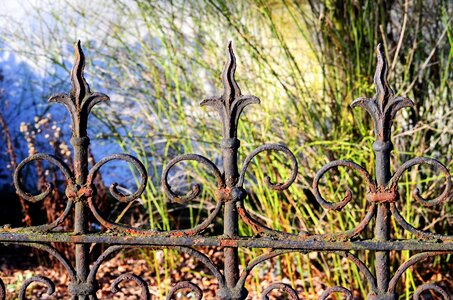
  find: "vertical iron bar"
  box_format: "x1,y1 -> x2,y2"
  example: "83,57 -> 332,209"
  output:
201,42 -> 257,299
72,136 -> 91,300
222,138 -> 240,291
204,42 -> 259,299
373,140 -> 392,298
351,44 -> 414,299
51,41 -> 110,300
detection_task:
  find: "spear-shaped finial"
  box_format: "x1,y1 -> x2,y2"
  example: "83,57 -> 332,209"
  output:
374,44 -> 394,112
70,40 -> 91,108
221,41 -> 241,110
351,44 -> 414,141
49,41 -> 109,137
201,42 -> 260,139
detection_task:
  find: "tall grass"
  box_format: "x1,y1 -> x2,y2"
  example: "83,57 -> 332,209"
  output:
0,0 -> 451,298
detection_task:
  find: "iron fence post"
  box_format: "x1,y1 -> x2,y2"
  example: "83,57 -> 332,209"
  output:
69,43 -> 93,300
49,41 -> 109,299
222,137 -> 242,298
73,135 -> 91,300
352,44 -> 417,300
373,140 -> 392,299
201,42 -> 258,299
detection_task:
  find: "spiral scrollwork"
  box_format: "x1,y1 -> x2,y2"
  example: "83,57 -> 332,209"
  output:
388,157 -> 451,207
113,154 -> 224,236
18,276 -> 55,300
387,157 -> 452,239
237,144 -> 298,190
313,160 -> 376,211
166,281 -> 203,300
161,154 -> 224,203
261,283 -> 299,300
86,154 -> 222,235
235,144 -> 299,237
413,283 -> 450,300
319,286 -> 353,300
12,153 -> 75,231
85,153 -> 149,233
311,160 -> 377,239
111,273 -> 150,299
87,153 -> 147,203
14,154 -> 74,203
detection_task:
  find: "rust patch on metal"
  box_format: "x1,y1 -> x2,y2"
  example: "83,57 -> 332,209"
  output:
367,190 -> 398,203
170,231 -> 185,238
220,239 -> 237,247
237,205 -> 265,235
215,187 -> 233,202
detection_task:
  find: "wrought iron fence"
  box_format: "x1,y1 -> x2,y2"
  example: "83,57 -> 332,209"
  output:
1,40 -> 451,299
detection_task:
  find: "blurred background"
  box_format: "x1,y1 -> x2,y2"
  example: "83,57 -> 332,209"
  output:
0,0 -> 451,298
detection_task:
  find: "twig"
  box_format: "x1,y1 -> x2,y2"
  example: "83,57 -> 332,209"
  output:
404,26 -> 449,94
390,0 -> 409,76
0,111 -> 31,225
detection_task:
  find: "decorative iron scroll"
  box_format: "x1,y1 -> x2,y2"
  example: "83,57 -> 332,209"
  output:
0,40 -> 451,299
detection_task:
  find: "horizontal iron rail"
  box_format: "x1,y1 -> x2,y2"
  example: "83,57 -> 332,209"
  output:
0,234 -> 452,251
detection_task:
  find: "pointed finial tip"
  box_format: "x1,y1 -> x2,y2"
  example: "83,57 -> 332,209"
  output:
70,40 -> 90,101
224,41 -> 236,67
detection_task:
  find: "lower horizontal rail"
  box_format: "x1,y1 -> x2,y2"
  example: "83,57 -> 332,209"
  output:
0,232 -> 451,251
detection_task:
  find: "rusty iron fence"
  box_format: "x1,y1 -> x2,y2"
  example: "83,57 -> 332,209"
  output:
0,40 -> 452,299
